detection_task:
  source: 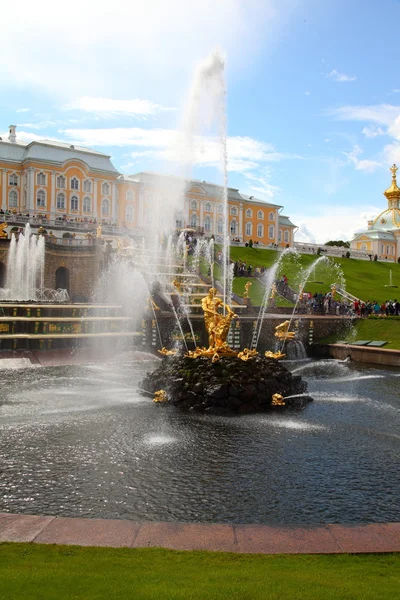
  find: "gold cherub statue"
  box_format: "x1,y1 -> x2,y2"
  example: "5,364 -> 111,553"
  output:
153,390 -> 168,403
274,320 -> 296,341
0,222 -> 8,239
172,279 -> 182,293
244,281 -> 252,298
271,393 -> 286,406
201,287 -> 238,349
96,224 -> 102,238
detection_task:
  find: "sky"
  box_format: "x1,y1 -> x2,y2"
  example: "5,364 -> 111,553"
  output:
2,0 -> 400,243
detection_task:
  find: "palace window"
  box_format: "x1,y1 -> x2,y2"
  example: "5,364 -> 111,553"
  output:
102,182 -> 110,195
268,225 -> 274,239
57,175 -> 66,188
191,200 -> 198,210
257,210 -> 264,219
360,243 -> 367,252
126,190 -> 134,201
56,193 -> 65,210
83,179 -> 92,193
278,230 -> 282,242
245,222 -> 252,236
204,215 -> 212,232
37,190 -> 46,207
83,197 -> 91,213
71,195 -> 79,211
230,206 -> 238,216
230,220 -> 238,235
205,202 -> 212,212
269,211 -> 275,221
9,173 -> 18,186
71,177 -> 79,190
217,204 -> 223,214
284,230 -> 289,243
37,172 -> 46,186
258,224 -> 264,238
126,205 -> 134,222
9,190 -> 18,207
101,198 -> 110,216
190,213 -> 198,228
217,218 -> 224,234
246,208 -> 252,218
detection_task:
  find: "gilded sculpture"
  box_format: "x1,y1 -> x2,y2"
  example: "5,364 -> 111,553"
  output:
274,320 -> 296,341
0,222 -> 8,239
201,287 -> 237,349
244,281 -> 252,298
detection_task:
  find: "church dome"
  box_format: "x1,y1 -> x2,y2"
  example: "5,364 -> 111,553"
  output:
384,164 -> 400,206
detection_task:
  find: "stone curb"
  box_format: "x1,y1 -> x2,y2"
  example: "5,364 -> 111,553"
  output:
0,513 -> 399,554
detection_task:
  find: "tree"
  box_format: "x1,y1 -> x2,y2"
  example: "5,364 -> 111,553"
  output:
325,240 -> 350,248
249,239 -> 253,248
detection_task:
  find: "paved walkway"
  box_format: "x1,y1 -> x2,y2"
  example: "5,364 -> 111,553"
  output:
0,513 -> 398,554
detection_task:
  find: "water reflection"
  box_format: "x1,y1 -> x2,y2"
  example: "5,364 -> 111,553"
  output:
0,353 -> 399,524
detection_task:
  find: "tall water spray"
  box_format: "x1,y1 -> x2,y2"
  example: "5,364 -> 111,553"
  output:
2,225 -> 45,301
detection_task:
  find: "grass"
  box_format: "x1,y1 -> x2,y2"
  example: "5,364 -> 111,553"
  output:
0,543 -> 399,599
321,316 -> 400,350
226,246 -> 400,304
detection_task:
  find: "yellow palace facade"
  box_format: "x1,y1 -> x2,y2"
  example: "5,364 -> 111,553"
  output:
0,125 -> 296,246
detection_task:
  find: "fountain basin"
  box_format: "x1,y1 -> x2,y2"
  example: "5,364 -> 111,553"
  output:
141,354 -> 311,414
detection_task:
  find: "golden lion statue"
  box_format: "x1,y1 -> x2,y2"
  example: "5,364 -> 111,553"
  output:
0,222 -> 8,239
274,320 -> 296,341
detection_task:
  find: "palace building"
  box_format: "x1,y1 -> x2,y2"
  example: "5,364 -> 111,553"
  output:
351,164 -> 400,261
0,125 -> 296,247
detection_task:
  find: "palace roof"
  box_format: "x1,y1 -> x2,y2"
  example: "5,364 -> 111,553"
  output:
0,137 -> 118,174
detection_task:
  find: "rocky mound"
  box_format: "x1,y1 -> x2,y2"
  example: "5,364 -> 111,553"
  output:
140,354 -> 312,414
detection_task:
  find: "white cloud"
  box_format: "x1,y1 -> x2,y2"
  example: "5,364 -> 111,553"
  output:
19,121 -> 58,130
324,138 -> 331,143
362,126 -> 385,139
64,97 -> 174,118
59,126 -> 301,174
0,0 -> 296,99
293,205 -> 381,244
305,91 -> 310,95
16,108 -> 30,113
0,130 -> 53,143
327,104 -> 400,126
343,145 -> 381,172
327,68 -> 356,83
244,170 -> 280,199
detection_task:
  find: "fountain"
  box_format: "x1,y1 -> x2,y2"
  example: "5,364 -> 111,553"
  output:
0,224 -> 69,302
140,287 -> 312,414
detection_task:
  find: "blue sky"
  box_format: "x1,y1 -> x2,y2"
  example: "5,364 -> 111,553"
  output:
2,0 -> 400,242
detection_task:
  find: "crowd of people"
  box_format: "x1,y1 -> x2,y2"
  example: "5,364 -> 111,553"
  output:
232,260 -> 269,277
353,299 -> 400,317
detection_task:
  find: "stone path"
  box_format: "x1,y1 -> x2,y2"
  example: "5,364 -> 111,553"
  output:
0,513 -> 399,553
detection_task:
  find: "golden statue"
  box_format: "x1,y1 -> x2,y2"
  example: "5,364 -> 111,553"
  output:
270,283 -> 277,299
96,224 -> 102,238
172,278 -> 182,293
274,320 -> 296,341
237,348 -> 258,361
265,350 -> 286,360
158,347 -> 177,356
0,222 -> 8,239
244,281 -> 252,298
153,390 -> 168,403
331,285 -> 336,298
271,393 -> 286,406
147,296 -> 160,311
201,287 -> 237,349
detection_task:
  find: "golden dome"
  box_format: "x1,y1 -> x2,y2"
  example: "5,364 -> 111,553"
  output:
384,164 -> 400,201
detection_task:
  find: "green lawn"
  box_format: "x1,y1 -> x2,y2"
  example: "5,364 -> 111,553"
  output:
0,543 -> 399,599
226,246 -> 400,304
322,316 -> 400,349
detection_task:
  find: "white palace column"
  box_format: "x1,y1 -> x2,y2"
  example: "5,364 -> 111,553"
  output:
199,199 -> 204,230
28,168 -> 35,211
111,182 -> 117,221
93,179 -> 98,218
213,200 -> 217,236
239,203 -> 244,240
51,171 -> 56,214
1,169 -> 7,210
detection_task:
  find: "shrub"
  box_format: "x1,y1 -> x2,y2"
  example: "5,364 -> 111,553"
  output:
249,239 -> 253,248
62,232 -> 72,238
